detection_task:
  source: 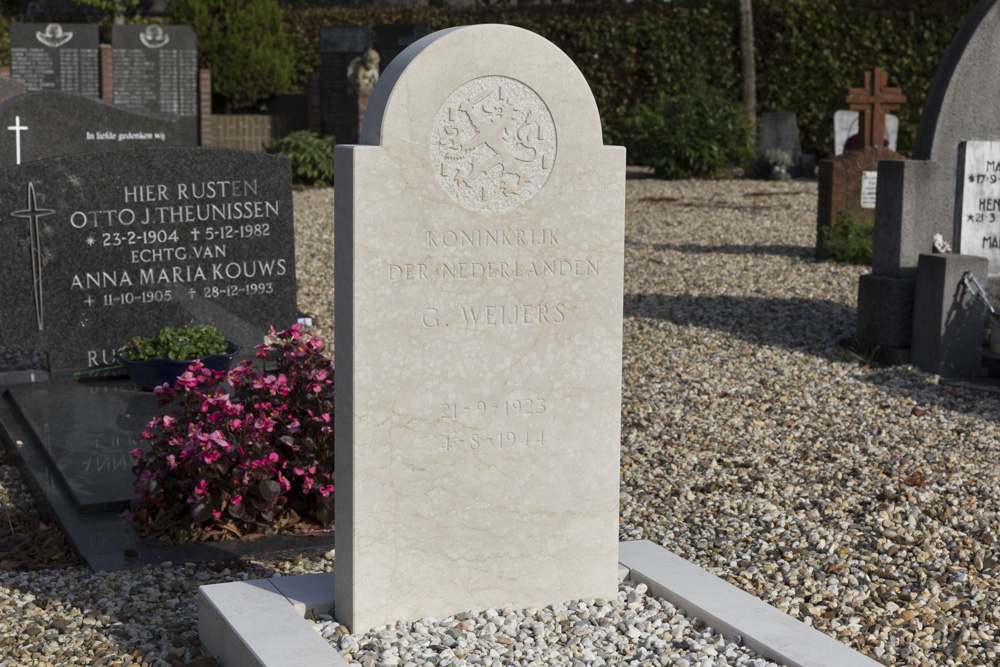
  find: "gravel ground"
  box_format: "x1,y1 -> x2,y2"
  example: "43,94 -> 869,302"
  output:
2,178 -> 1000,666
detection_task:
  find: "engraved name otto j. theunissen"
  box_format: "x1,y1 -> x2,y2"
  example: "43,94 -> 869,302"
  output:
431,76 -> 556,214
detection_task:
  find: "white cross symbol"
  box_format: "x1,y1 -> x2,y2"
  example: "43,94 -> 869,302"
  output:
7,116 -> 27,165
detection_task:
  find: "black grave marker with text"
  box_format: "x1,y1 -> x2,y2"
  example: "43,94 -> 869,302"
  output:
374,23 -> 429,73
319,25 -> 368,144
0,91 -> 192,167
0,147 -> 296,372
112,25 -> 198,144
11,23 -> 100,97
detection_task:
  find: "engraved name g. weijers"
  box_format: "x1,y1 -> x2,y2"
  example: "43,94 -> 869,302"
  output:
431,76 -> 556,214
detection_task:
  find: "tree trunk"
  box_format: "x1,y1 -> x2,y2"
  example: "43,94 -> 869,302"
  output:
739,0 -> 757,147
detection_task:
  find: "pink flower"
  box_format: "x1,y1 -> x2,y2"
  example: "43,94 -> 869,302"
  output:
162,415 -> 176,427
129,447 -> 144,459
231,494 -> 242,505
194,479 -> 208,495
318,484 -> 334,497
268,452 -> 280,463
212,509 -> 222,519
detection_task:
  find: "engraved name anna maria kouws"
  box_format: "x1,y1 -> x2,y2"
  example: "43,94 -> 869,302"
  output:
431,76 -> 556,214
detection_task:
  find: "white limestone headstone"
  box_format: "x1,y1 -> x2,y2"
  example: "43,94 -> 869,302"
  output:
833,109 -> 899,155
334,24 -> 625,633
957,140 -> 1000,274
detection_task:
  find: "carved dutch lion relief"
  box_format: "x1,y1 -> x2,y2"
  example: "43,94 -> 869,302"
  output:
430,76 -> 556,214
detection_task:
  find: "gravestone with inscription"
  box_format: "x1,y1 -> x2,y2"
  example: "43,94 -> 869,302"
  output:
335,24 -> 624,633
0,91 -> 192,167
112,25 -> 199,145
319,25 -> 368,144
855,0 -> 1000,377
0,146 -> 296,569
816,66 -> 907,258
834,109 -> 899,156
957,141 -> 1000,272
0,147 -> 295,371
11,23 -> 100,97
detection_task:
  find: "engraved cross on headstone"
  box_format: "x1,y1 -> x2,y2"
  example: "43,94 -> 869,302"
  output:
7,115 -> 27,165
843,67 -> 906,149
11,182 -> 55,330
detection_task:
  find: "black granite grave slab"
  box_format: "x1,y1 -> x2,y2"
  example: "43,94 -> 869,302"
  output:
0,147 -> 296,373
11,23 -> 100,97
0,91 -> 192,168
319,25 -> 368,144
374,23 -> 429,73
112,25 -> 199,145
8,378 -> 152,512
0,381 -> 336,571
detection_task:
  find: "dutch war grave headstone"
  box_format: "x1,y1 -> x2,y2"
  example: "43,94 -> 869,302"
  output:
0,147 -> 302,569
112,25 -> 199,145
11,23 -> 100,97
856,0 -> 1000,378
816,66 -> 906,257
319,25 -> 369,145
335,23 -> 625,633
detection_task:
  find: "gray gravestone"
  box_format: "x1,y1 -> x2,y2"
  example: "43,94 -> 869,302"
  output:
0,147 -> 296,372
11,23 -> 100,97
374,23 -> 429,73
758,112 -> 801,164
112,25 -> 199,145
856,0 -> 1000,374
0,91 -> 193,167
319,25 -> 368,144
0,78 -> 27,104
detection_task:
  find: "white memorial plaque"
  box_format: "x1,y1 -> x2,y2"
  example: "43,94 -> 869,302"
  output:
959,141 -> 1000,274
860,171 -> 878,209
334,25 -> 625,633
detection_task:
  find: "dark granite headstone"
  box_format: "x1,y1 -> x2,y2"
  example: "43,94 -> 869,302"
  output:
0,78 -> 27,104
0,91 -> 193,167
10,23 -> 100,97
8,379 -> 151,512
112,25 -> 198,145
758,112 -> 802,167
319,25 -> 368,144
0,147 -> 296,372
374,23 -> 429,73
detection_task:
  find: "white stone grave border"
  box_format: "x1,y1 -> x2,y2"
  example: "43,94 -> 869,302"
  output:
199,540 -> 881,667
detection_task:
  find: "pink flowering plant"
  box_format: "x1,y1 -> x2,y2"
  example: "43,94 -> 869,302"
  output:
128,324 -> 335,542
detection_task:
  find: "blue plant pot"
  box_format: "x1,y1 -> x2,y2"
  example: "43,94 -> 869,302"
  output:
116,341 -> 242,391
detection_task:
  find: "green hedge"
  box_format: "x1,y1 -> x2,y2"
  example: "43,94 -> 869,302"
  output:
283,0 -> 981,159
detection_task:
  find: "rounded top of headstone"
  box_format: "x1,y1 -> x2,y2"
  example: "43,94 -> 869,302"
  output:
360,24 -> 604,153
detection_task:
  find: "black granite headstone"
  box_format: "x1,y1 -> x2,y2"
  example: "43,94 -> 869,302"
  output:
0,147 -> 296,372
10,23 -> 100,97
112,25 -> 199,145
0,91 -> 193,167
319,25 -> 368,144
374,23 -> 429,73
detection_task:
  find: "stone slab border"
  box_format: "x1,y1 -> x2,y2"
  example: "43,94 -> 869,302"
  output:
199,540 -> 881,667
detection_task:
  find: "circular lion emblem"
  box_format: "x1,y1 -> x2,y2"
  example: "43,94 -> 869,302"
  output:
430,76 -> 557,214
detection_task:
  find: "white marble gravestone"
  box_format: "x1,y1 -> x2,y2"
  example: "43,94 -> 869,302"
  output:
833,109 -> 899,155
957,140 -> 1000,274
334,24 -> 625,633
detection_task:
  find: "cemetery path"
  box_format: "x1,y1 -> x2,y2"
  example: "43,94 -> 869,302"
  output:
2,180 -> 999,665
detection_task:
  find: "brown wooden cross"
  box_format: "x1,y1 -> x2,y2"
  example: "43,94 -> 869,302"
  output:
843,66 -> 906,149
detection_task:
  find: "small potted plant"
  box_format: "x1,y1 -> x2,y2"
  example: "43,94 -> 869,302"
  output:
765,147 -> 793,180
116,324 -> 241,391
